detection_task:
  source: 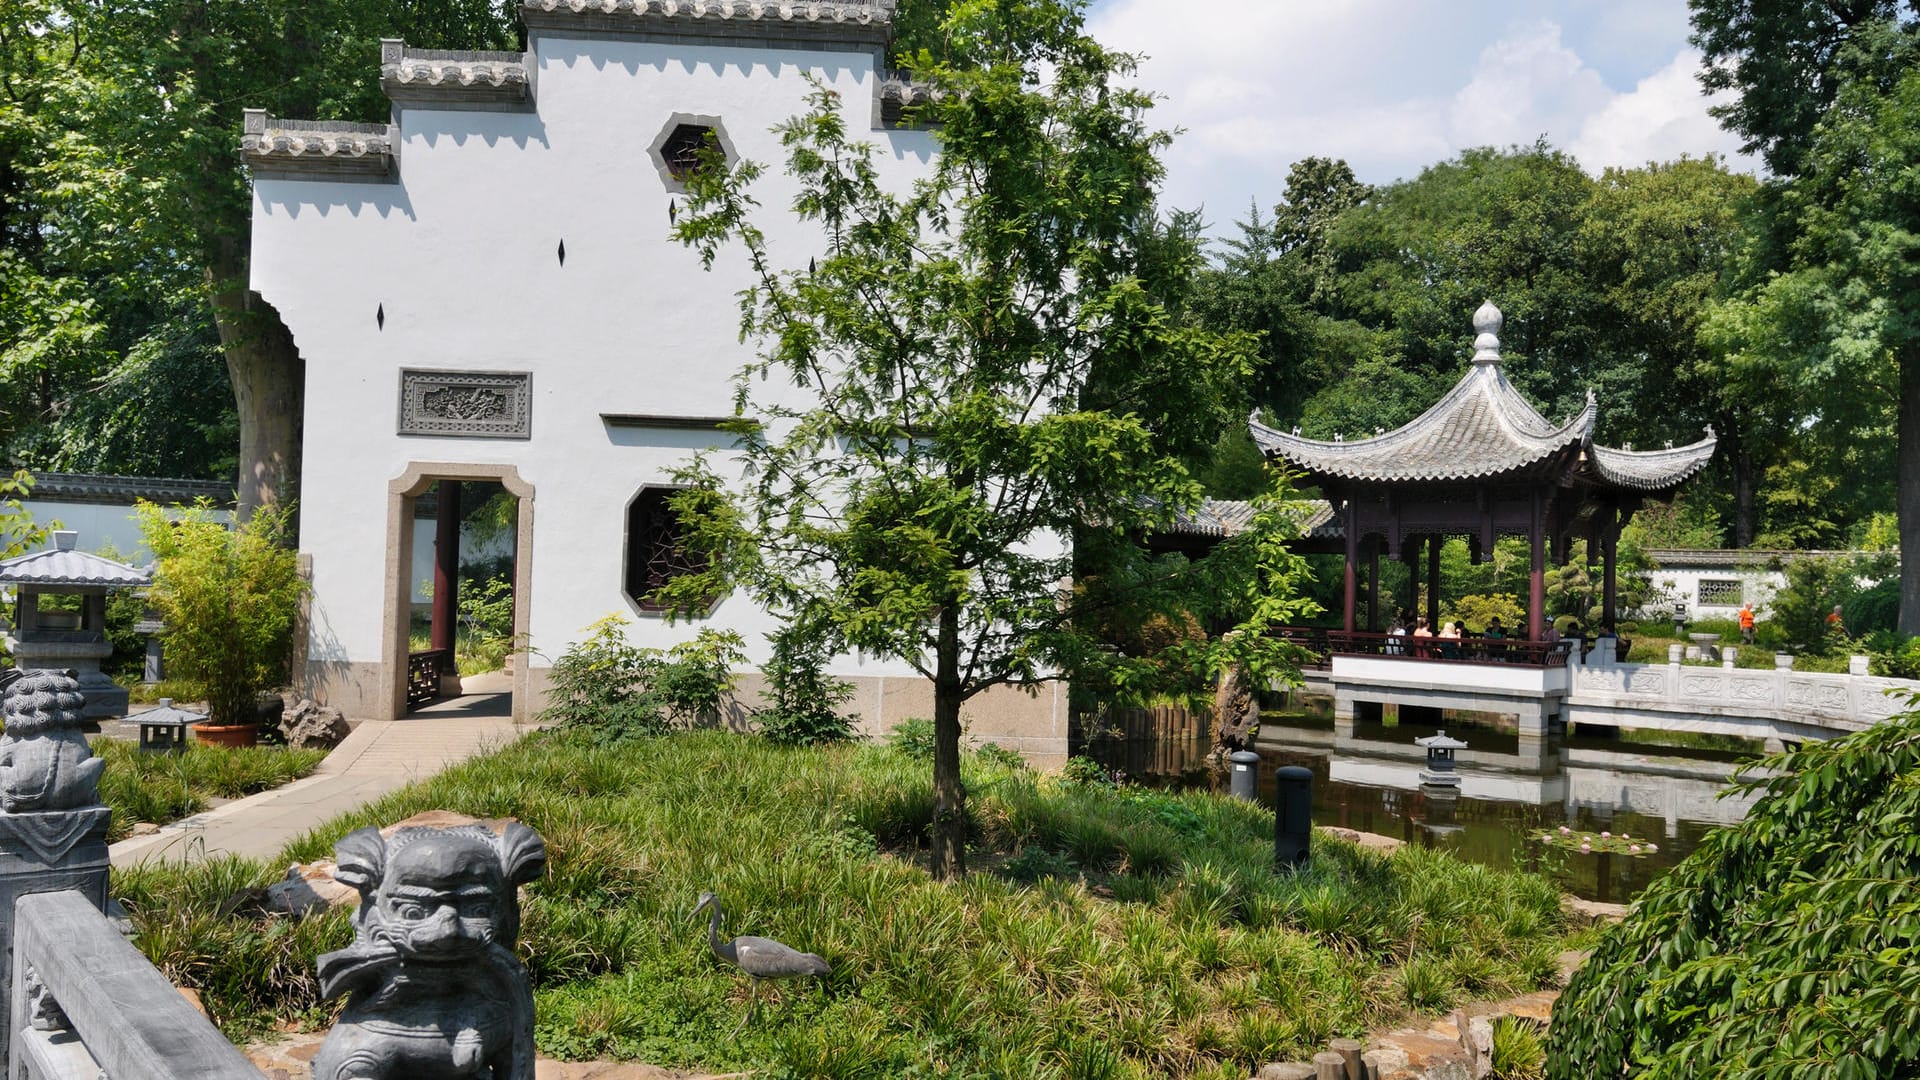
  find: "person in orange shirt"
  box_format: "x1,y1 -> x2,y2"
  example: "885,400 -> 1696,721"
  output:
1738,601 -> 1755,644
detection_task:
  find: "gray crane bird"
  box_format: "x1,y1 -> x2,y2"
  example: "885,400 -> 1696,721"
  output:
691,891 -> 830,1034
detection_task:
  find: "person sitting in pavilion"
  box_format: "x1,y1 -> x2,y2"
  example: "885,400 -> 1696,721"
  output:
1438,619 -> 1463,659
1411,615 -> 1434,657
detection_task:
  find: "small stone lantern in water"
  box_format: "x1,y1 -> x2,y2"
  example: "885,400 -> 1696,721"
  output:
1415,730 -> 1467,788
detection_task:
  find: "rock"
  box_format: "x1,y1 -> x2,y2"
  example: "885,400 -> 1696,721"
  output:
1319,826 -> 1404,853
177,986 -> 207,1016
1561,896 -> 1629,925
279,698 -> 350,750
129,822 -> 161,837
263,860 -> 360,917
1361,1046 -> 1410,1080
1257,1064 -> 1316,1080
1455,1012 -> 1493,1079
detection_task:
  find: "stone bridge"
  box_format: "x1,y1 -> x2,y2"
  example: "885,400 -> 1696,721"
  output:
1307,636 -> 1919,743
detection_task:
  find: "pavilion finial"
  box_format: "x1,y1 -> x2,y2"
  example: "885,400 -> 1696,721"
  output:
1471,301 -> 1503,365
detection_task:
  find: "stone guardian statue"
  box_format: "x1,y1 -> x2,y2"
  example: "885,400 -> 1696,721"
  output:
0,669 -> 104,812
311,813 -> 547,1080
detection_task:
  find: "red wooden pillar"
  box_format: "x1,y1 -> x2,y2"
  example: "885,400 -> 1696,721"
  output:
1529,496 -> 1546,641
431,479 -> 462,661
1367,542 -> 1380,632
1601,505 -> 1619,627
1426,535 -> 1441,629
1342,502 -> 1358,633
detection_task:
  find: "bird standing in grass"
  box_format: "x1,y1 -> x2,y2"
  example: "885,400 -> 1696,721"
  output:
691,891 -> 830,1034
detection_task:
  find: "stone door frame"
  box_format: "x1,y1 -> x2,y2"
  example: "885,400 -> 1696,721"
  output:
382,462 -> 535,721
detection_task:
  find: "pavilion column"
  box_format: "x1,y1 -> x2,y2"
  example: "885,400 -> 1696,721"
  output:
1367,543 -> 1380,632
1426,536 -> 1441,628
1529,504 -> 1546,642
431,479 -> 462,664
1601,506 -> 1619,627
1409,536 -> 1422,622
1342,502 -> 1358,634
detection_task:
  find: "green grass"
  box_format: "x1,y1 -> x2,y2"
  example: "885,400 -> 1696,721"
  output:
113,731 -> 1576,1078
93,739 -> 327,841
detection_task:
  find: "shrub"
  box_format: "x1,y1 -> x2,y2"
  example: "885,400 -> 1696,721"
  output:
539,616 -> 745,742
886,716 -> 936,760
457,573 -> 515,669
1547,697 -> 1920,1078
136,500 -> 305,727
1441,593 -> 1526,635
752,622 -> 856,746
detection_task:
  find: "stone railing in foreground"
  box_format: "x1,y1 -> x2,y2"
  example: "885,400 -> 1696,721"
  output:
0,668 -> 551,1079
10,890 -> 260,1080
1566,647 -> 1920,739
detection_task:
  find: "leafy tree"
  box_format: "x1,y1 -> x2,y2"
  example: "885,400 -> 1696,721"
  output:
1547,701 -> 1920,1077
0,469 -> 54,559
1691,2 -> 1920,628
136,499 -> 306,727
663,0 -> 1309,879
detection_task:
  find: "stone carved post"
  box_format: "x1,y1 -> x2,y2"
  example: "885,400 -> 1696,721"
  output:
312,812 -> 547,1080
1207,634 -> 1260,782
0,669 -> 112,1077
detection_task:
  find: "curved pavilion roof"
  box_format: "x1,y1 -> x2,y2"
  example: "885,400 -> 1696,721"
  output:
1249,302 -> 1714,493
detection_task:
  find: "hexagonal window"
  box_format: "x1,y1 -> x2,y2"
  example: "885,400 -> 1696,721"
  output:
649,114 -> 736,193
624,486 -> 716,614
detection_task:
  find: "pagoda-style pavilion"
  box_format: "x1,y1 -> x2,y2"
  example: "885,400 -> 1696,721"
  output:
1251,302 -> 1715,642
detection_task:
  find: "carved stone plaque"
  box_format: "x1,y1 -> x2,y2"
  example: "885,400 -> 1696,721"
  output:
398,370 -> 531,439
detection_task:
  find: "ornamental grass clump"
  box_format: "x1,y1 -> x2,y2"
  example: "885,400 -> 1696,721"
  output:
119,730 -> 1575,1077
135,499 -> 305,728
92,739 -> 326,840
1547,695 -> 1920,1078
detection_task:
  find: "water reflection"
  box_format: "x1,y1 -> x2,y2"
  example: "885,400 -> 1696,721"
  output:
1079,711 -> 1762,902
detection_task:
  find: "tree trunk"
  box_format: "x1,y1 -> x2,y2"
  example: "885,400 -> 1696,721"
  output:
206,236 -> 304,526
1899,343 -> 1920,636
1724,417 -> 1757,549
929,603 -> 967,880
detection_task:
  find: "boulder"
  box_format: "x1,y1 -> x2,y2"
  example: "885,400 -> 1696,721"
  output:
262,860 -> 360,917
279,698 -> 351,750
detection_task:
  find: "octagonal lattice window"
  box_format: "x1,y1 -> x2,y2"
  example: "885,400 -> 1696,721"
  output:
624,486 -> 715,613
649,114 -> 736,193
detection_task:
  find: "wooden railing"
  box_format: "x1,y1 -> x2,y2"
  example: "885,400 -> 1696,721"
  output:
1321,629 -> 1571,668
406,648 -> 450,711
10,890 -> 260,1080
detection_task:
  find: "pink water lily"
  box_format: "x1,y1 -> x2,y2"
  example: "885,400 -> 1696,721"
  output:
1646,843 -> 1659,853
1629,844 -> 1642,853
1579,842 -> 1591,852
1601,831 -> 1611,838
1558,825 -> 1572,835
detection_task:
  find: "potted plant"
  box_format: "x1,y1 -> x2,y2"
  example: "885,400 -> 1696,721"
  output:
137,500 -> 306,748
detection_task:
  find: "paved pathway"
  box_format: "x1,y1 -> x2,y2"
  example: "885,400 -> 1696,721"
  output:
110,678 -> 527,868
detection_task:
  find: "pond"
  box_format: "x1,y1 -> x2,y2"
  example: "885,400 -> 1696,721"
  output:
1078,707 -> 1765,902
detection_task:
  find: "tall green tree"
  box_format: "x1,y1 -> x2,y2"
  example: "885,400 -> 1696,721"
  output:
664,0 -> 1310,880
4,0 -> 518,516
1692,1 -> 1920,627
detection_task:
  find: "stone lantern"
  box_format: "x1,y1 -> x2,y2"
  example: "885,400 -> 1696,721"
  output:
0,531 -> 151,720
1414,729 -> 1467,788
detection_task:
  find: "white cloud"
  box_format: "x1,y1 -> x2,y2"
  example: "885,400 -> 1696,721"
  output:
1569,49 -> 1753,171
1083,0 -> 1758,228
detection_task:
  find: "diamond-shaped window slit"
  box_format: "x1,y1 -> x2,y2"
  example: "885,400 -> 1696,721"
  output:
661,124 -> 722,183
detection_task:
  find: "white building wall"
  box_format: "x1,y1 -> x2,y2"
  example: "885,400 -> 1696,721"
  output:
249,23 -> 1082,756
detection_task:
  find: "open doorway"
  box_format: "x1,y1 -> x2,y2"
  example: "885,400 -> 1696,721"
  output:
383,463 -> 535,721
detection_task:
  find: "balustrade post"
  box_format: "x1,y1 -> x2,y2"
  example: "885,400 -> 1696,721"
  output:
0,670 -> 111,1079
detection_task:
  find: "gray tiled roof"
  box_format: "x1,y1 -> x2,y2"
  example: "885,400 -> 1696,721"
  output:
25,472 -> 231,507
242,111 -> 394,180
1584,437 -> 1717,490
1250,302 -> 1714,492
520,0 -> 895,48
1250,362 -> 1595,483
0,548 -> 151,588
380,41 -> 532,110
1158,499 -> 1336,539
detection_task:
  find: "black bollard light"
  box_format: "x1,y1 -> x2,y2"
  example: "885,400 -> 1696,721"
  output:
1228,750 -> 1260,802
1273,764 -> 1313,870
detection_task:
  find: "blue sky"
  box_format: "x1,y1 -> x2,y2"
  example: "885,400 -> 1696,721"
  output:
1083,0 -> 1756,228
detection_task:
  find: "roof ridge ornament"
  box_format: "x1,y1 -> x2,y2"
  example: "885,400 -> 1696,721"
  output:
1471,300 -> 1502,366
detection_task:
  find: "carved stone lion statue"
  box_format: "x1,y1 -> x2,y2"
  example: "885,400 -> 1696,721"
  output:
0,670 -> 103,813
311,814 -> 547,1080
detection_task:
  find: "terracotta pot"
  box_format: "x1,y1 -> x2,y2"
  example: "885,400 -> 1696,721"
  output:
194,722 -> 260,749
